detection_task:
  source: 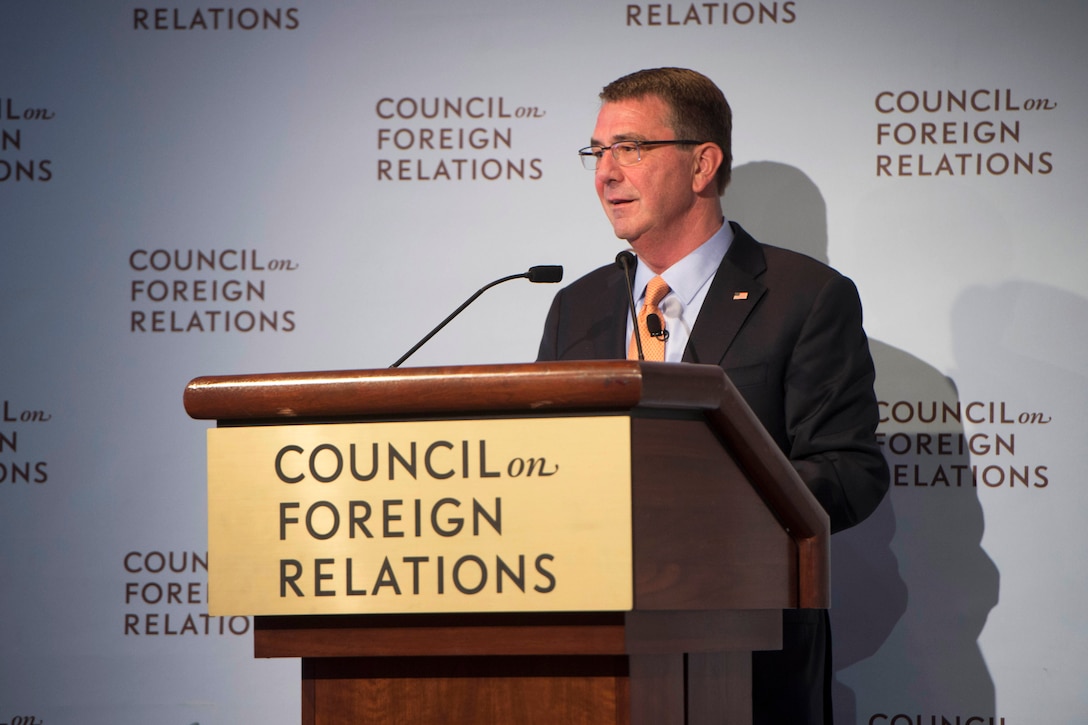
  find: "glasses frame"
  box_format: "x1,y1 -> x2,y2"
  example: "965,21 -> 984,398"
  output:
578,139 -> 706,170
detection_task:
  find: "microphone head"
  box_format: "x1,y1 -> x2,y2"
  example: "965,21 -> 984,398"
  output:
527,265 -> 563,283
615,250 -> 637,270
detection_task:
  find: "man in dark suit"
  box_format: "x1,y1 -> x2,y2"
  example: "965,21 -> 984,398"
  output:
537,67 -> 889,724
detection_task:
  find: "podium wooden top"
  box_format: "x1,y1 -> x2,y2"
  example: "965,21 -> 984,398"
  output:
183,360 -> 726,422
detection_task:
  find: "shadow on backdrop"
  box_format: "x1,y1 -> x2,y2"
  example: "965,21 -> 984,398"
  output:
948,278 -> 1088,713
724,161 -> 998,723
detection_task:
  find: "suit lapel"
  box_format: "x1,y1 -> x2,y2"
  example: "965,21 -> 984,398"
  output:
683,223 -> 767,366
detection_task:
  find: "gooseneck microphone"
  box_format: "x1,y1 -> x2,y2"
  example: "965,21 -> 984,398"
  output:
615,250 -> 645,361
389,265 -> 564,368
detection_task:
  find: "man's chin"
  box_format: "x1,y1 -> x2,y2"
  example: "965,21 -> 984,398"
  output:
608,220 -> 640,243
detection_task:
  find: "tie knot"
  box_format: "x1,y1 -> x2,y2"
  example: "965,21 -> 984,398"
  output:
645,276 -> 670,307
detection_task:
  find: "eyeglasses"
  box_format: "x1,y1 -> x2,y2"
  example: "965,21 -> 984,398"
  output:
578,140 -> 705,170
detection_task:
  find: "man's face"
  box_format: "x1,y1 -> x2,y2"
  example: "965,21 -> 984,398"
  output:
591,95 -> 698,250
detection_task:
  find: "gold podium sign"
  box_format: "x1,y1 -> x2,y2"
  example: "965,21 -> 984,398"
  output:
207,416 -> 633,616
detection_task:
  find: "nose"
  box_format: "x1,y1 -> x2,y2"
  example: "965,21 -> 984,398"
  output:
595,150 -> 622,184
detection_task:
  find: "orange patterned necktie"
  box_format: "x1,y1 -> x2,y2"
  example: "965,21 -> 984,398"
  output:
628,275 -> 670,361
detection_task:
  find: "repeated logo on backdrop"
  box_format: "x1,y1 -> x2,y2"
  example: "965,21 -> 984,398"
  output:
375,96 -> 546,182
0,400 -> 50,486
875,88 -> 1057,177
128,249 -> 299,334
867,714 -> 1008,725
123,550 -> 250,637
624,1 -> 798,26
131,5 -> 300,31
0,97 -> 54,183
878,397 -> 1051,491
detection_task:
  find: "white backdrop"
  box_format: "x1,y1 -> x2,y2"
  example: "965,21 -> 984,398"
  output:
2,1 -> 1086,723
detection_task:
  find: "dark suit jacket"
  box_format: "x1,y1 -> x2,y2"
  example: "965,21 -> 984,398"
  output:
537,222 -> 890,723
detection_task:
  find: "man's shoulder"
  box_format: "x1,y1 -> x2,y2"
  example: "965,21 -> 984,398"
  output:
733,225 -> 846,287
762,243 -> 841,278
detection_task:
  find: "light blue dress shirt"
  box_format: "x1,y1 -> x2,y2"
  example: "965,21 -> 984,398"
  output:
626,219 -> 734,362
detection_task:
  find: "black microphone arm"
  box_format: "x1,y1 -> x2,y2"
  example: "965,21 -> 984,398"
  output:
615,250 -> 644,361
389,265 -> 564,368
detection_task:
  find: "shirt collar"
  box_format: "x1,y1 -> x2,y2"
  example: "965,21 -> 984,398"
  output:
633,218 -> 733,304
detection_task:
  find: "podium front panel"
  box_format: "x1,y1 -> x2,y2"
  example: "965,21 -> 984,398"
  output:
207,415 -> 634,616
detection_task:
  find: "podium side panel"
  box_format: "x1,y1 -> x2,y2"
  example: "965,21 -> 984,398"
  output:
631,416 -> 795,610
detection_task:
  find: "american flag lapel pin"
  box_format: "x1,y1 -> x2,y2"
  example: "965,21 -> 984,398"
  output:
733,291 -> 749,300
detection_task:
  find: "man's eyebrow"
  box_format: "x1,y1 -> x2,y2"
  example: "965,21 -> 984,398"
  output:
589,133 -> 643,146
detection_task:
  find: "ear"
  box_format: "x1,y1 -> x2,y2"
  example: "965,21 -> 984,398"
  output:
691,142 -> 724,195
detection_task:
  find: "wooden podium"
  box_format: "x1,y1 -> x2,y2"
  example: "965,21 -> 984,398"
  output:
184,360 -> 828,725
